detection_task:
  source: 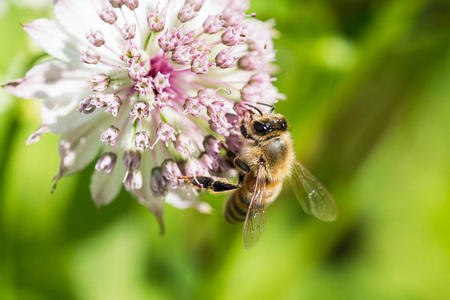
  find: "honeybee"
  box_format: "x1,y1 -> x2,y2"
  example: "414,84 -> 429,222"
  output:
182,104 -> 337,249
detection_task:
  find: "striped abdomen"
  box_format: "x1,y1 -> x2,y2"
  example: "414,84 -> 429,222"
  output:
224,188 -> 251,223
224,179 -> 282,223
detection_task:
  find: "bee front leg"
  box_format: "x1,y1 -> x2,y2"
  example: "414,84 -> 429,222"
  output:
180,176 -> 240,194
221,143 -> 250,174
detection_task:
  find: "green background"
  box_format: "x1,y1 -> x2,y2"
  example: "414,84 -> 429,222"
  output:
1,0 -> 450,299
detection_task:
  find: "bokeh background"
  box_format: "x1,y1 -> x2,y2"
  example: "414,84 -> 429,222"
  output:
1,0 -> 450,299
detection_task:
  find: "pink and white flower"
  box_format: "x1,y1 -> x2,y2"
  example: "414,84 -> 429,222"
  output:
2,0 -> 284,229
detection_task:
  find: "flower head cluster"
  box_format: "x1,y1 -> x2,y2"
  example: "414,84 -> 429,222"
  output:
3,0 -> 283,229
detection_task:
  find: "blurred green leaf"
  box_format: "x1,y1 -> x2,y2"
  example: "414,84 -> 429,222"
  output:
1,0 -> 450,300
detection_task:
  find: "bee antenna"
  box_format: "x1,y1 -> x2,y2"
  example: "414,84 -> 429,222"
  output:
245,103 -> 263,115
256,102 -> 275,114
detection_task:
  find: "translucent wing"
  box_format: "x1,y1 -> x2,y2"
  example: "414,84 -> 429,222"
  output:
243,164 -> 266,250
290,159 -> 337,222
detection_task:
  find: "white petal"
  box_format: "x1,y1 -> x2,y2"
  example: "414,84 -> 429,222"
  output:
41,90 -> 97,134
166,188 -> 213,213
25,88 -> 106,145
88,125 -> 135,206
129,149 -> 165,234
25,126 -> 50,145
23,18 -> 83,62
3,60 -> 92,99
54,0 -> 125,61
90,153 -> 126,207
56,113 -> 111,178
184,0 -> 228,31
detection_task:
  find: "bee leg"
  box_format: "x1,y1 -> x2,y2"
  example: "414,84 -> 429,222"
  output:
240,124 -> 251,139
238,173 -> 245,186
179,176 -> 240,194
221,143 -> 250,174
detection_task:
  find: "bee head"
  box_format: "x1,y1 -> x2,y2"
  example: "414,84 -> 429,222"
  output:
250,114 -> 288,136
240,103 -> 288,140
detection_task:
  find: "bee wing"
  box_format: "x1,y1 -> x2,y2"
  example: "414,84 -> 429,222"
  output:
243,163 -> 266,250
290,159 -> 337,222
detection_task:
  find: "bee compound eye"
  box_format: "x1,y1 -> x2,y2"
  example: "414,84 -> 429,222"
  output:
253,121 -> 267,133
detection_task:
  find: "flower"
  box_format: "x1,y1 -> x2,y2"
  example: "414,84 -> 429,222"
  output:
2,0 -> 283,231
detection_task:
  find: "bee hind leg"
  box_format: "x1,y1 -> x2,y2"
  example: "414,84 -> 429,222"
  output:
179,175 -> 240,194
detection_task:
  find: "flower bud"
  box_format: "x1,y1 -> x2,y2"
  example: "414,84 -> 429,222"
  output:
209,119 -> 232,137
109,0 -> 123,8
161,159 -> 184,189
128,60 -> 148,81
124,0 -> 138,10
172,46 -> 191,65
185,0 -> 205,11
104,94 -> 122,117
238,51 -> 263,71
78,96 -> 96,114
151,167 -> 168,197
178,4 -> 197,23
98,6 -> 117,24
90,92 -> 107,108
206,99 -> 227,123
87,73 -> 110,92
188,38 -> 208,56
121,23 -> 136,40
119,44 -> 141,63
123,170 -> 143,190
213,119 -> 232,135
183,158 -> 203,177
86,29 -> 105,47
174,26 -> 195,45
220,9 -> 245,27
199,152 -> 219,172
135,131 -> 151,151
152,72 -> 171,92
123,150 -> 141,170
158,30 -> 178,52
203,15 -> 225,34
175,133 -> 196,156
130,101 -> 150,120
215,47 -> 237,69
155,92 -> 175,110
191,53 -> 215,74
148,8 -> 166,32
80,49 -> 100,64
100,126 -> 119,146
155,123 -> 176,146
221,24 -> 247,46
135,77 -> 153,95
95,152 -> 117,173
203,135 -> 221,158
183,97 -> 205,118
225,113 -> 241,136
